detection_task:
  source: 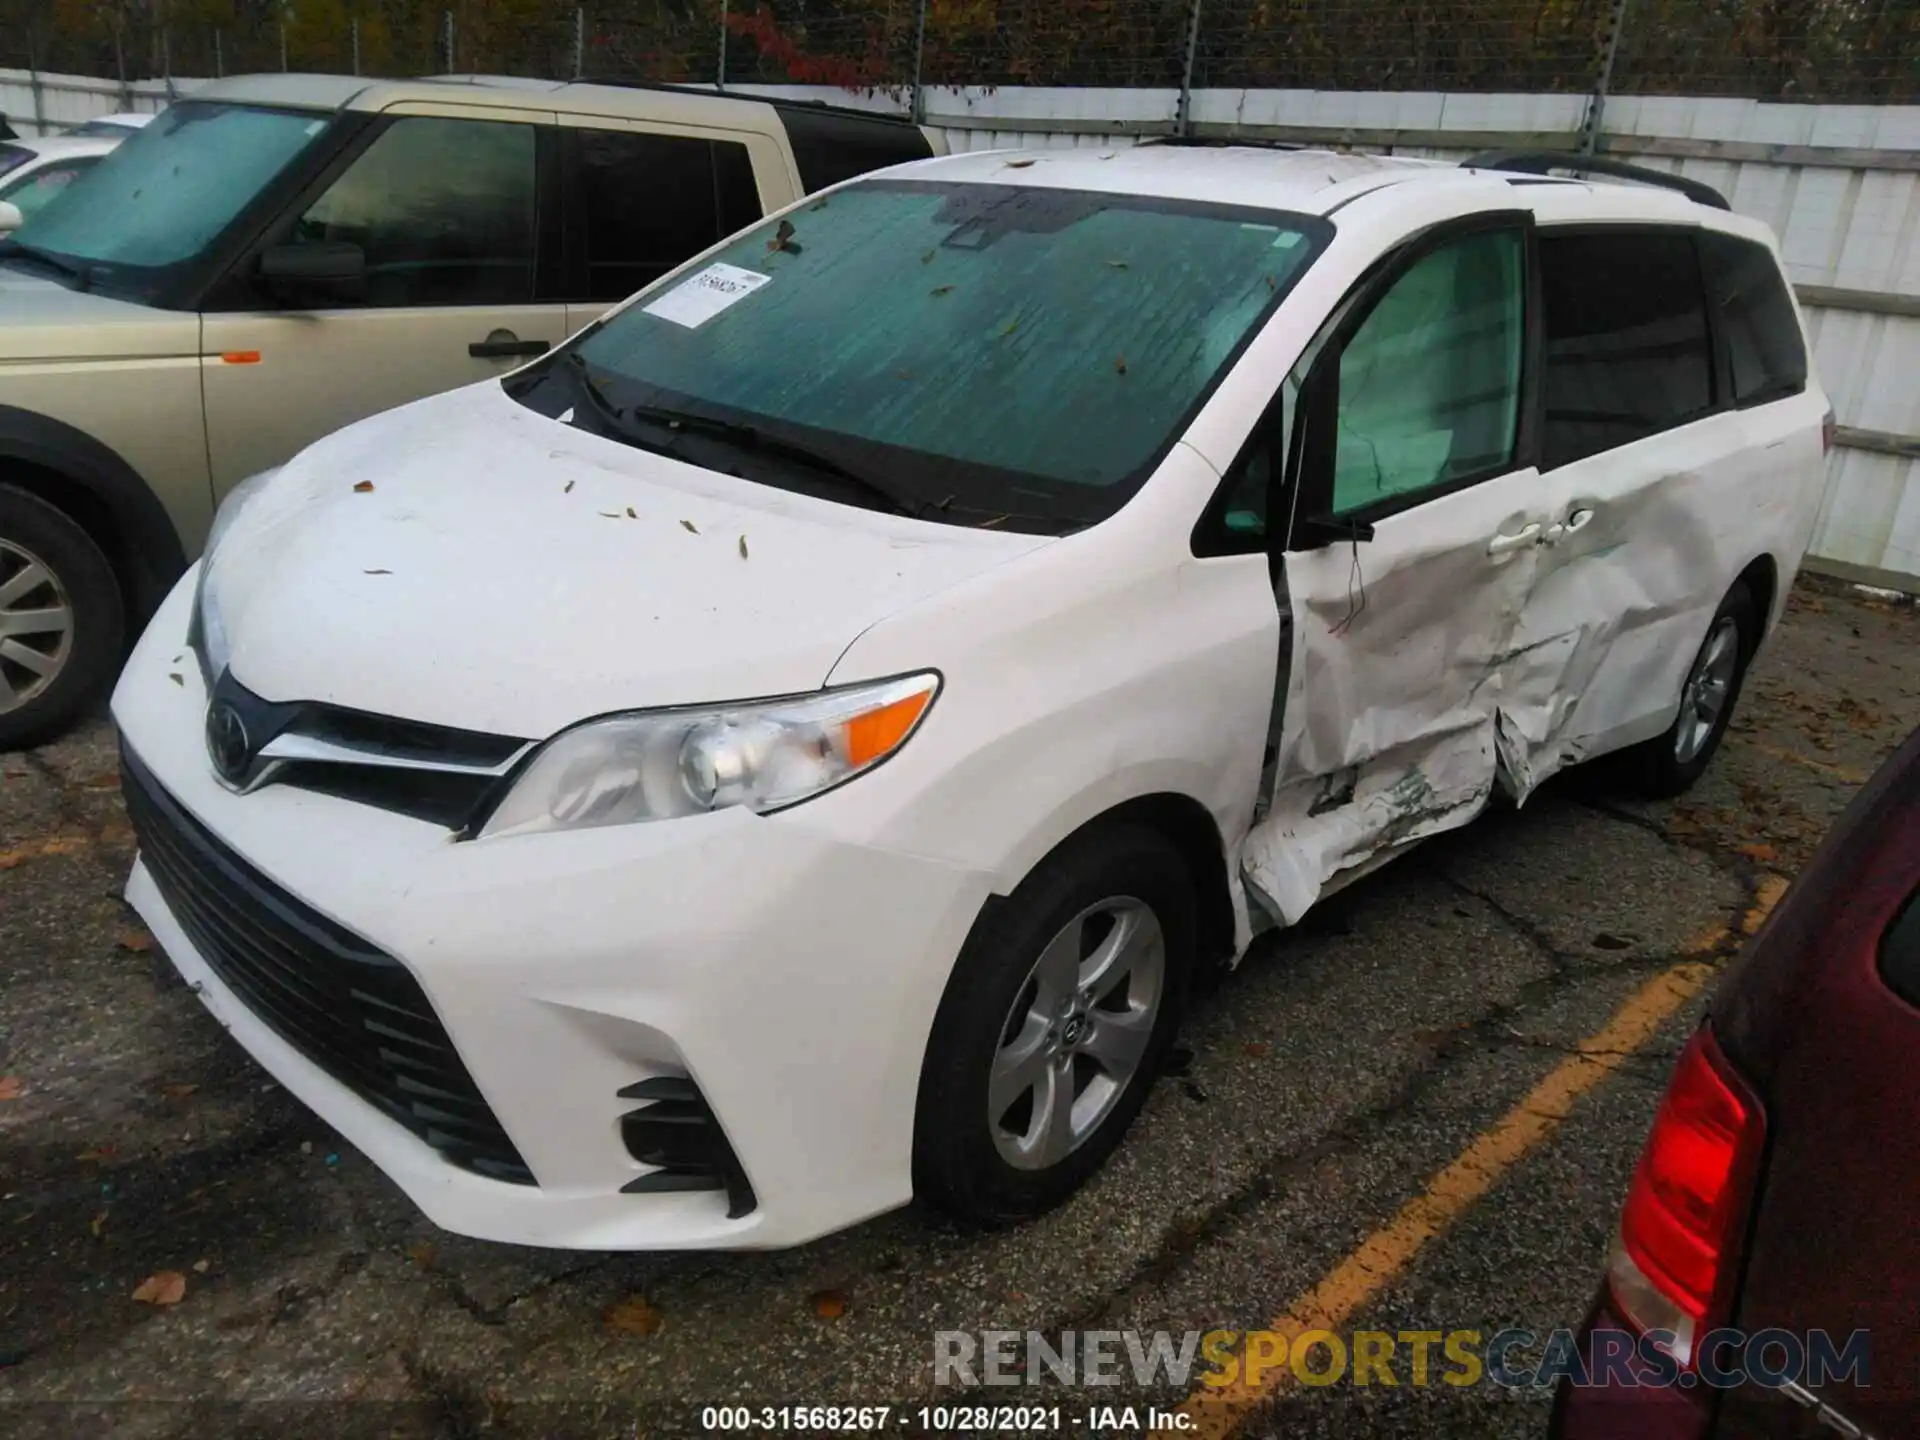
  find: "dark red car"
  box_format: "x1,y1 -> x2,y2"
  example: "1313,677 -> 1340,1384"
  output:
1553,722 -> 1920,1440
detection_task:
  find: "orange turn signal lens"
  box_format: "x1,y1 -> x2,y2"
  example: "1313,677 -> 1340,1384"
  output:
220,351 -> 262,365
842,687 -> 934,768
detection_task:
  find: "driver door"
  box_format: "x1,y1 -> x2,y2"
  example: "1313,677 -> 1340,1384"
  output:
1243,214 -> 1548,926
201,107 -> 569,495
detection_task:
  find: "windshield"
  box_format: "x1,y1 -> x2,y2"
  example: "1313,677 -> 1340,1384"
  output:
542,180 -> 1327,529
8,101 -> 332,290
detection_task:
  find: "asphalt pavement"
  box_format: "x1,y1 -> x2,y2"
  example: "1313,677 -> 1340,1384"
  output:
1,575 -> 1915,1440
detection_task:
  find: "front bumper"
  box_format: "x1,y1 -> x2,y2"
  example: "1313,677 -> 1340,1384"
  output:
113,579 -> 992,1249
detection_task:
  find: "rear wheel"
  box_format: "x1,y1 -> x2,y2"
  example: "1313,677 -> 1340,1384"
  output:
1622,581 -> 1757,798
913,824 -> 1194,1225
0,484 -> 124,751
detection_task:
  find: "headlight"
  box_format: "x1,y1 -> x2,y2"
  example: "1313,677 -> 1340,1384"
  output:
478,672 -> 940,839
190,467 -> 280,679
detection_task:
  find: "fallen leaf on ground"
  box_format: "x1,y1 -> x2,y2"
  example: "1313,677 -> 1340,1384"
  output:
0,1076 -> 22,1101
1736,842 -> 1781,864
811,1289 -> 848,1319
407,1241 -> 437,1271
158,1082 -> 198,1100
117,930 -> 155,954
604,1295 -> 664,1336
131,1272 -> 187,1306
76,1145 -> 116,1161
1242,1041 -> 1271,1058
352,481 -> 375,494
89,1210 -> 108,1237
191,1258 -> 210,1274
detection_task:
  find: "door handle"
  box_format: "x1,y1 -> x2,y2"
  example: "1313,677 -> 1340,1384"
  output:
1540,507 -> 1596,547
468,337 -> 550,359
1487,523 -> 1541,556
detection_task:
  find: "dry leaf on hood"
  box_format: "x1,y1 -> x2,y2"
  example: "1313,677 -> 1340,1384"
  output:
603,1296 -> 664,1336
680,519 -> 699,534
352,481 -> 375,494
1004,158 -> 1036,168
168,673 -> 184,686
564,480 -> 575,493
132,1271 -> 187,1306
737,535 -> 749,559
810,1289 -> 849,1320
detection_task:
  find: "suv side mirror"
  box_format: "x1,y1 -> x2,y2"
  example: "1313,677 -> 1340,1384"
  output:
0,200 -> 24,236
258,241 -> 365,301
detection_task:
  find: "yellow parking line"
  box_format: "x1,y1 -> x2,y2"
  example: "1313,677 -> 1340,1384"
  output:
1176,879 -> 1789,1438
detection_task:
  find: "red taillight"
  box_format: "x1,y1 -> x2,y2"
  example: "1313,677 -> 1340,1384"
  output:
1609,1024 -> 1765,1361
1822,408 -> 1837,455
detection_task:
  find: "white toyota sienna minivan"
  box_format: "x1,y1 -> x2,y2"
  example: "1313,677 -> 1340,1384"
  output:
111,143 -> 1831,1250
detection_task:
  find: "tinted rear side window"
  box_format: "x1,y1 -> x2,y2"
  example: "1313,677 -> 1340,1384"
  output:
574,130 -> 761,302
778,107 -> 934,192
1538,230 -> 1714,470
1700,231 -> 1807,407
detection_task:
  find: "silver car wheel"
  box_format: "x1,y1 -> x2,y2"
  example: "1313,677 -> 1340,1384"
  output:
989,897 -> 1165,1172
0,538 -> 75,715
1674,615 -> 1740,764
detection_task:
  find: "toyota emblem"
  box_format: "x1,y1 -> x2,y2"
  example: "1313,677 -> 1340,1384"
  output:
205,702 -> 252,785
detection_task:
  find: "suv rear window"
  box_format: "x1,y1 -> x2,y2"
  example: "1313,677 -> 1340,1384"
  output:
1538,229 -> 1714,470
1700,231 -> 1808,408
574,130 -> 761,301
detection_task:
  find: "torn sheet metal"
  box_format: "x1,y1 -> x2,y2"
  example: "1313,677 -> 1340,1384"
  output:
1239,482 -> 1538,927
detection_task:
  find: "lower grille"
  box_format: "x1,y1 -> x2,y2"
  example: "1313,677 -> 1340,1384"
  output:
121,740 -> 534,1185
619,1077 -> 757,1217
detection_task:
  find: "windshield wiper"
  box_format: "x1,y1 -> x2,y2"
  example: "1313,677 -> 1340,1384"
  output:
626,404 -> 925,518
0,240 -> 91,291
558,353 -> 923,519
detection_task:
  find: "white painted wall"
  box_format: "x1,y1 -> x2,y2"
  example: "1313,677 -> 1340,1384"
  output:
5,68 -> 1916,584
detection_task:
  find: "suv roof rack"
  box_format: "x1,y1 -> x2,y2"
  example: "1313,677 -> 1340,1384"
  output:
1462,150 -> 1731,210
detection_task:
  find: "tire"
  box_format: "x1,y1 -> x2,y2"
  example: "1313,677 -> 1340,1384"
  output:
913,823 -> 1195,1225
1621,581 -> 1758,799
0,484 -> 124,751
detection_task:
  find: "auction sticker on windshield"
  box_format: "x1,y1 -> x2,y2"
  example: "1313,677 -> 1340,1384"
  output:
643,263 -> 773,329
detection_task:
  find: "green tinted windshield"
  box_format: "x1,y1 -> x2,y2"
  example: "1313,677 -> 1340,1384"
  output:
13,101 -> 331,277
566,180 -> 1327,524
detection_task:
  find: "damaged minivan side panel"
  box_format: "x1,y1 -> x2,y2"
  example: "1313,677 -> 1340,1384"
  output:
1242,213 -> 1541,926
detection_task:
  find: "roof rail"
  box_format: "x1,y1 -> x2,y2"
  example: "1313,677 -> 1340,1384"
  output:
1461,150 -> 1731,211
574,76 -> 923,128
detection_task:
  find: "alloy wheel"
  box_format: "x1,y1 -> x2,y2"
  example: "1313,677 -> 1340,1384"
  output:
989,897 -> 1165,1171
0,538 -> 75,715
1675,615 -> 1741,764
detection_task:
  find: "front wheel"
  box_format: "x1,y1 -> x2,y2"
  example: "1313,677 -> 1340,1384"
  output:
1622,581 -> 1757,798
913,825 -> 1194,1225
0,484 -> 124,751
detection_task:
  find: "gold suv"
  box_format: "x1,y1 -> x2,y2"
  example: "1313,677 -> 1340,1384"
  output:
0,73 -> 939,746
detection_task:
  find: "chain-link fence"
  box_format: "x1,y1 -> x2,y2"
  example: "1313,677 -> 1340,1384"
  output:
1,1 -> 1916,104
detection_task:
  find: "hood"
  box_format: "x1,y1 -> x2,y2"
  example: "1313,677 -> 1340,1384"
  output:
210,383 -> 1054,738
0,262 -> 197,361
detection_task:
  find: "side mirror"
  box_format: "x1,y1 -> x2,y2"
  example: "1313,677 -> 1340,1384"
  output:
0,200 -> 24,237
258,240 -> 365,300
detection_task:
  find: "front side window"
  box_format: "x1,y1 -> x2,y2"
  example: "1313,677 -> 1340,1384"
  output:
288,116 -> 536,307
1329,227 -> 1525,517
1699,231 -> 1807,408
7,102 -> 332,292
575,129 -> 760,301
531,181 -> 1327,529
1539,229 -> 1714,470
0,158 -> 100,223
